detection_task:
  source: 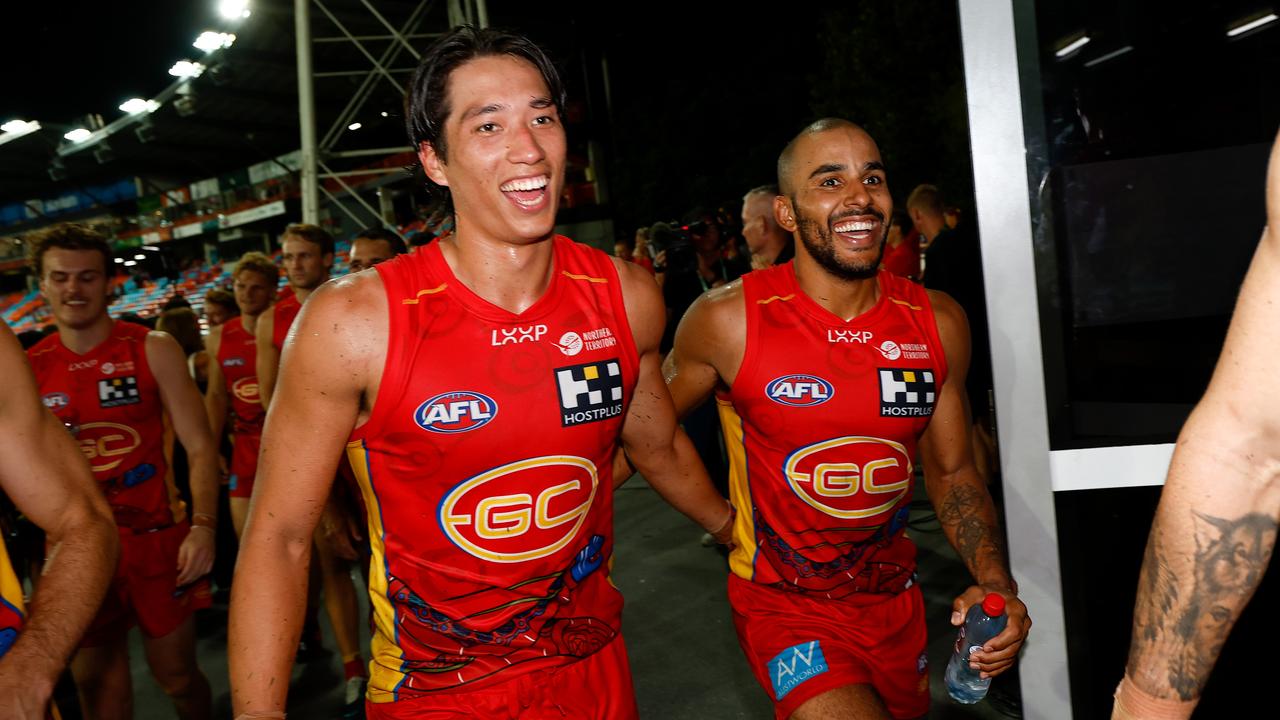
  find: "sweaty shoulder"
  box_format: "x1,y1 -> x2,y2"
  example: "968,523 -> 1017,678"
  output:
675,277 -> 746,375
925,288 -> 970,375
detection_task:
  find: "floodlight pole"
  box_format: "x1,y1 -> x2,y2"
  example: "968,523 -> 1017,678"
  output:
296,0 -> 320,223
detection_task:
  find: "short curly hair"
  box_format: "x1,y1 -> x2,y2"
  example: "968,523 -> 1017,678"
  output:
234,251 -> 280,285
28,223 -> 113,277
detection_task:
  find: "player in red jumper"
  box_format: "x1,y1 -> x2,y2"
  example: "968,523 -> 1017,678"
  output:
27,223 -> 218,720
229,27 -> 731,719
255,223 -> 334,407
204,251 -> 277,537
662,119 -> 1031,719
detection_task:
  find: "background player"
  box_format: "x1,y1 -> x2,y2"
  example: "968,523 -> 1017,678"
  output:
662,118 -> 1030,719
204,251 -> 277,537
255,223 -> 334,406
229,26 -> 730,719
347,226 -> 408,273
0,322 -> 117,719
27,224 -> 218,720
1113,131 -> 1280,719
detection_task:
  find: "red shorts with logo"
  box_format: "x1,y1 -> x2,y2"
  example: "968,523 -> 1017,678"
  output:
728,574 -> 929,720
365,635 -> 638,720
228,431 -> 261,499
80,522 -> 211,647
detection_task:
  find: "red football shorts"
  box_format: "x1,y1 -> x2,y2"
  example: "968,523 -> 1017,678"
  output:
81,522 -> 211,647
228,431 -> 261,499
728,574 -> 929,719
365,635 -> 639,720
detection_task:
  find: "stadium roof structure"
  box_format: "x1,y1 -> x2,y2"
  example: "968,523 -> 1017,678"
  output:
0,0 -> 464,224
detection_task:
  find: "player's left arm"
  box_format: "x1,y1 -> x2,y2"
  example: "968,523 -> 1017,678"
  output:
147,331 -> 218,585
0,325 -> 118,717
614,260 -> 734,541
919,290 -> 1030,678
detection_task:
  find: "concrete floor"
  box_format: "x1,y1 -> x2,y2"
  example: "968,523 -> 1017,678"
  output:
109,476 -> 1019,719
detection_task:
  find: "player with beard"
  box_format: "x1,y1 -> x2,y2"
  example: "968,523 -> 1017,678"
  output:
204,252 -> 277,537
229,27 -> 731,719
661,118 -> 1030,719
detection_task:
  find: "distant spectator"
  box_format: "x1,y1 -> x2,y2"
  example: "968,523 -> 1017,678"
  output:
740,184 -> 793,270
614,236 -> 635,262
632,227 -> 655,275
880,209 -> 921,281
349,227 -> 408,273
156,307 -> 209,390
162,294 -> 192,312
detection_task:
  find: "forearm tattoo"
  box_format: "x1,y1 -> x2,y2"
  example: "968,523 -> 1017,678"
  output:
935,483 -> 1006,580
1128,511 -> 1277,700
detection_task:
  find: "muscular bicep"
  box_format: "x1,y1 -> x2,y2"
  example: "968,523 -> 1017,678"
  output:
149,332 -> 215,454
0,329 -> 108,535
250,283 -> 377,538
920,292 -> 975,480
664,285 -> 743,419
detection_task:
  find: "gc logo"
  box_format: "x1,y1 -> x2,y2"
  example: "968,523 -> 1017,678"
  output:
783,436 -> 911,520
231,376 -> 260,404
439,455 -> 598,563
76,422 -> 142,473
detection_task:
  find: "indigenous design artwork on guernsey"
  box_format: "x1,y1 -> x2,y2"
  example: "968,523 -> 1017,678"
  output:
387,534 -> 613,692
754,505 -> 914,599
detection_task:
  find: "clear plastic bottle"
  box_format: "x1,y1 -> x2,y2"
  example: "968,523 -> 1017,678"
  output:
945,592 -> 1008,704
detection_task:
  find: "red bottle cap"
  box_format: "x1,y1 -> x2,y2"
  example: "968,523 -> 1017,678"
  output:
982,593 -> 1006,616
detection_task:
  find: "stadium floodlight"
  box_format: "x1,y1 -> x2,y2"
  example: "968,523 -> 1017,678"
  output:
1227,13 -> 1278,37
134,254 -> 147,260
169,60 -> 206,78
348,122 -> 363,131
194,31 -> 236,52
64,128 -> 92,143
119,98 -> 160,114
219,0 -> 251,20
123,260 -> 138,267
380,111 -> 388,117
114,257 -> 125,264
1,119 -> 37,134
1084,45 -> 1134,68
1055,35 -> 1091,58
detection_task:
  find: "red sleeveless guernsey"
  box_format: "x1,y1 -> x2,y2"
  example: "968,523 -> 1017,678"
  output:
347,236 -> 639,703
218,317 -> 264,434
272,292 -> 301,351
720,265 -> 947,605
28,321 -> 185,530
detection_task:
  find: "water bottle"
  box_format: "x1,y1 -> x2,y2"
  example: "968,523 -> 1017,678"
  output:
945,592 -> 1008,704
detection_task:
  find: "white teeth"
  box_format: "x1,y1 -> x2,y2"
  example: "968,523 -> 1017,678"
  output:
834,219 -> 876,233
500,176 -> 549,192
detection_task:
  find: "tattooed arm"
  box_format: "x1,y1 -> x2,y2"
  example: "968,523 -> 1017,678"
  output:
920,290 -> 1030,678
1116,132 -> 1280,718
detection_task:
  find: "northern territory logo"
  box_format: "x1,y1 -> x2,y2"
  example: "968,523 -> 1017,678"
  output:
413,391 -> 498,434
878,368 -> 936,417
98,376 -> 141,408
555,360 -> 624,426
766,374 -> 834,407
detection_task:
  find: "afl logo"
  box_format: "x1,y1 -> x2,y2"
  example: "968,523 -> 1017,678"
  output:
42,392 -> 70,409
76,422 -> 143,473
440,455 -> 599,563
414,391 -> 498,434
766,374 -> 834,407
231,377 -> 260,404
784,436 -> 912,520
